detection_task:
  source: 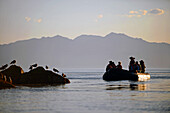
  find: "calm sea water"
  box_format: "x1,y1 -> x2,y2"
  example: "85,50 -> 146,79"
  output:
0,69 -> 170,113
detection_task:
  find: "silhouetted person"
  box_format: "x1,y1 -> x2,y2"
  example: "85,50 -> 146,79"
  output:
129,57 -> 135,72
117,62 -> 122,69
106,61 -> 116,71
10,60 -> 16,65
135,61 -> 140,72
111,61 -> 116,68
140,60 -> 146,73
45,65 -> 48,69
0,64 -> 8,70
53,68 -> 59,73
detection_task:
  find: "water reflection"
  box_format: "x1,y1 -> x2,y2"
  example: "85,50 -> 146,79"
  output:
130,84 -> 148,91
16,84 -> 66,88
106,84 -> 149,91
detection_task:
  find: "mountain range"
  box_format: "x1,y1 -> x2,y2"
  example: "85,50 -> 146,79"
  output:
0,32 -> 170,71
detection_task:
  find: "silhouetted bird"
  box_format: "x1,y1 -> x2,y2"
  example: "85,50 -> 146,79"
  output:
0,64 -> 8,70
10,60 -> 16,65
53,68 -> 59,73
32,64 -> 38,68
62,73 -> 66,77
29,65 -> 33,70
45,65 -> 48,69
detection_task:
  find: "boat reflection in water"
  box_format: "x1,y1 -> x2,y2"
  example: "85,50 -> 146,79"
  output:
106,83 -> 149,91
130,84 -> 148,91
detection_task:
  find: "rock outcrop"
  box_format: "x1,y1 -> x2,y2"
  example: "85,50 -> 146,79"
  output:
20,66 -> 70,85
0,80 -> 15,89
0,65 -> 70,89
0,73 -> 15,89
1,65 -> 24,84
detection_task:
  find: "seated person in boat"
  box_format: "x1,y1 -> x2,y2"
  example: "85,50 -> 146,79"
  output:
117,62 -> 122,69
140,60 -> 146,73
135,61 -> 141,72
129,57 -> 136,72
106,61 -> 116,71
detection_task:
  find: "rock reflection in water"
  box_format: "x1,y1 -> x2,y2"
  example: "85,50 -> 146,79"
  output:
106,84 -> 148,91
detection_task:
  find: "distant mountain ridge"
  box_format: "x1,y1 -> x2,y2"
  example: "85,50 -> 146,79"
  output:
0,32 -> 170,70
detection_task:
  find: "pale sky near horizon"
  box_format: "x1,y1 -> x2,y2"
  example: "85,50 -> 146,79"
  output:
0,0 -> 170,44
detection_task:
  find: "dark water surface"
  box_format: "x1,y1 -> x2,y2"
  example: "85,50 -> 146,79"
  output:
0,69 -> 170,113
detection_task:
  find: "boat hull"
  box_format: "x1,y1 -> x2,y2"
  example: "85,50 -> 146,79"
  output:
103,68 -> 150,81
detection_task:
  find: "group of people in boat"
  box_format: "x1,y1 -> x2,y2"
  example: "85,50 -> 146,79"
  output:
106,61 -> 122,71
129,57 -> 146,73
106,56 -> 146,73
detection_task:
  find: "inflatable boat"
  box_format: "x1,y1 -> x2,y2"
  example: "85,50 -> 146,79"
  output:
103,68 -> 150,81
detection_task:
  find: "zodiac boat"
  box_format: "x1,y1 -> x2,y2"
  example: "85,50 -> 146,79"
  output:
103,68 -> 150,81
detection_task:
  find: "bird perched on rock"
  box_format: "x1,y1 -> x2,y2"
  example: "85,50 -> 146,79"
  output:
0,64 -> 8,70
53,68 -> 59,73
29,65 -> 33,70
45,65 -> 48,69
62,73 -> 66,77
10,60 -> 16,65
32,64 -> 38,68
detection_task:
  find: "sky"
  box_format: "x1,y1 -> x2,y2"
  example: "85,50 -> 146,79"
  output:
0,0 -> 170,44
